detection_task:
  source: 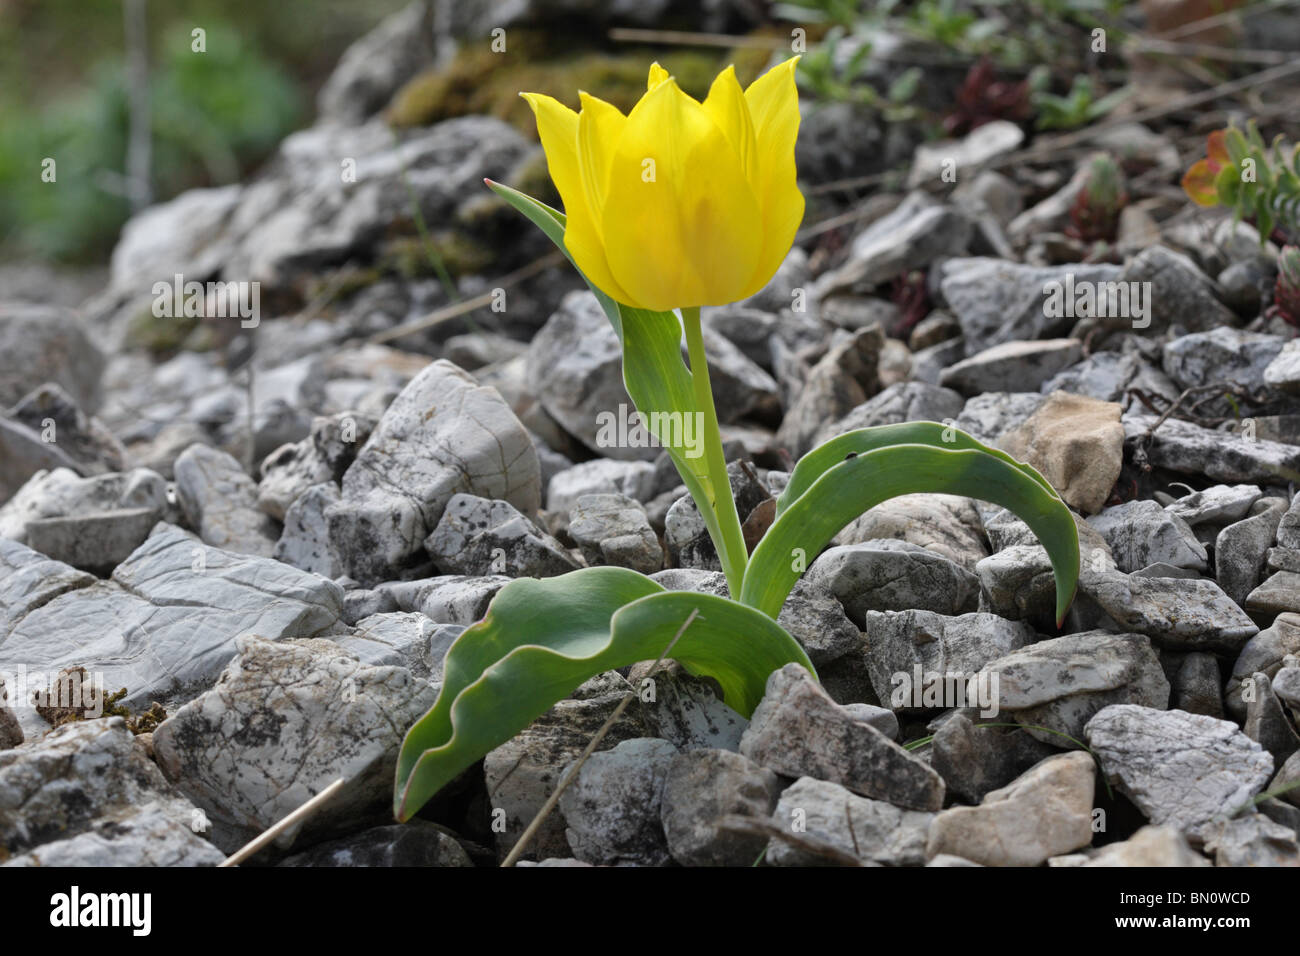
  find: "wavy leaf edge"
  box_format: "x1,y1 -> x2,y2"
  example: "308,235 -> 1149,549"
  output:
394,567 -> 813,820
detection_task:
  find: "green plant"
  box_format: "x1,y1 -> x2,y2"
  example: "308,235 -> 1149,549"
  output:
392,179 -> 1082,821
1268,245 -> 1300,329
0,20 -> 300,261
1182,122 -> 1300,245
1032,73 -> 1129,131
906,0 -> 999,51
772,0 -> 879,28
795,27 -> 921,118
1067,152 -> 1128,243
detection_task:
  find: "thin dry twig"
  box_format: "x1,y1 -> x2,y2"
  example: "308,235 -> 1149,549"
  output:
990,59 -> 1300,170
1126,381 -> 1276,474
1153,0 -> 1299,41
218,776 -> 348,867
367,251 -> 564,345
499,607 -> 702,867
1131,36 -> 1291,66
609,27 -> 788,50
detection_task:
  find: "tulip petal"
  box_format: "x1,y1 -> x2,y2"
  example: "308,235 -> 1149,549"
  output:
576,92 -> 627,221
647,62 -> 671,92
702,65 -> 757,184
740,57 -> 805,298
601,77 -> 764,311
522,91 -> 633,304
520,92 -> 582,208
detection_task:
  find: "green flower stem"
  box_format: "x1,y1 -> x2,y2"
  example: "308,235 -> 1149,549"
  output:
681,305 -> 748,597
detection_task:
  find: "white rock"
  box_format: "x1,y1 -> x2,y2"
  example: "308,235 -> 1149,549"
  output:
152,636 -> 437,853
926,752 -> 1096,866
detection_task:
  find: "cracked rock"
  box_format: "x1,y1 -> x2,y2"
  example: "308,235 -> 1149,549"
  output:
838,493 -> 990,572
807,540 -> 980,624
862,609 -> 1035,713
559,737 -> 677,866
1085,704 -> 1274,839
0,717 -> 221,865
568,493 -> 662,574
0,527 -> 345,735
1087,500 -> 1207,573
152,636 -> 437,854
739,663 -> 944,811
661,748 -> 783,867
926,752 -> 1096,866
931,713 -> 1057,804
978,631 -> 1170,743
426,492 -> 578,578
767,776 -> 934,867
326,359 -> 540,585
174,444 -> 280,557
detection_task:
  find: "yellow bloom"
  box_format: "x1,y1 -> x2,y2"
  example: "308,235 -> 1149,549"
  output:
521,60 -> 804,312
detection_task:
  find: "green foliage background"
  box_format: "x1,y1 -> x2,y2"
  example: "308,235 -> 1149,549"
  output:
0,0 -> 408,262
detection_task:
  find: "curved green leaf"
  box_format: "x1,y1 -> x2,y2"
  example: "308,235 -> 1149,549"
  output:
742,442 -> 1080,628
777,422 -> 1059,518
394,566 -> 813,820
485,179 -> 732,587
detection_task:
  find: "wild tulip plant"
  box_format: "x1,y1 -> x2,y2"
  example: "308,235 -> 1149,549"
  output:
1182,121 -> 1300,244
393,60 -> 1081,821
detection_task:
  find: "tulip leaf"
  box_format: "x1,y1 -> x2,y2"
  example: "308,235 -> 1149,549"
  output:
486,179 -> 731,583
775,421 -> 1060,519
741,431 -> 1080,628
394,566 -> 813,820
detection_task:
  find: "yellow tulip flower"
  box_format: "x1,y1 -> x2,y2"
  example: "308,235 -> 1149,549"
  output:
521,59 -> 804,312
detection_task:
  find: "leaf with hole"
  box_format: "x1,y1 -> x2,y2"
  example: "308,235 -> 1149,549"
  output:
740,424 -> 1079,627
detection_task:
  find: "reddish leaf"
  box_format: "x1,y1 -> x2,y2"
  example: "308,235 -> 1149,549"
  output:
1182,159 -> 1219,206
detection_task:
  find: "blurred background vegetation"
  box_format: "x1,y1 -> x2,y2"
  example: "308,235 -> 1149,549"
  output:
0,0 -> 409,262
5,0 -> 1292,267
